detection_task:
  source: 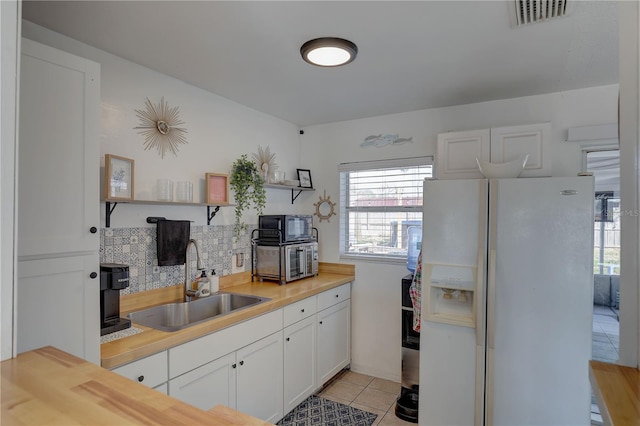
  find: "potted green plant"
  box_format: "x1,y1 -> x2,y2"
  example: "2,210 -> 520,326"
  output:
230,154 -> 266,239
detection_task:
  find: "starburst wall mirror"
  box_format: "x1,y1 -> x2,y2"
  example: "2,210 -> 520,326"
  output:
134,97 -> 188,158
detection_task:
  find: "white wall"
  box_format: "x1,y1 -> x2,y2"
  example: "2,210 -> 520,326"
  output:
22,21 -> 304,230
301,85 -> 619,381
618,1 -> 640,368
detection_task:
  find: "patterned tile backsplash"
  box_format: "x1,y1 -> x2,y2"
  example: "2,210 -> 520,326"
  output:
100,224 -> 254,295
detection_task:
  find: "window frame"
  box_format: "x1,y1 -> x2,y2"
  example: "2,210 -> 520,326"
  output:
338,156 -> 433,263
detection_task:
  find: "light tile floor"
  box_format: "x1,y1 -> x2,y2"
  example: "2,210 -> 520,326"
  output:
316,306 -> 618,426
318,371 -> 414,425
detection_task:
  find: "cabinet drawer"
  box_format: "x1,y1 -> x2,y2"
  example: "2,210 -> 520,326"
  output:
283,296 -> 316,328
317,283 -> 351,312
169,309 -> 283,379
112,351 -> 168,389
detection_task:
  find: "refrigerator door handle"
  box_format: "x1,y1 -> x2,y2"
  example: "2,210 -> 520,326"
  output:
475,251 -> 485,347
487,249 -> 497,350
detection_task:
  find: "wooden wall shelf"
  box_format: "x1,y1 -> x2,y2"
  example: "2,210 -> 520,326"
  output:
264,183 -> 314,204
103,199 -> 233,228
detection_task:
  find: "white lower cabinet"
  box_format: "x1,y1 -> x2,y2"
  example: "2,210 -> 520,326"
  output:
237,331 -> 284,423
169,352 -> 236,411
169,332 -> 283,422
317,299 -> 351,386
283,315 -> 316,413
17,255 -> 100,364
112,283 -> 352,423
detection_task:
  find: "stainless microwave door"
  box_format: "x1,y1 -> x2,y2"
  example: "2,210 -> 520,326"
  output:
285,245 -> 303,280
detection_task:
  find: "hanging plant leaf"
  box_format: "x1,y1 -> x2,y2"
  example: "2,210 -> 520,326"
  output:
230,154 -> 266,239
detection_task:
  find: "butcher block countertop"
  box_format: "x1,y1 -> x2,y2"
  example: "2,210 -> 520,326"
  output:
101,263 -> 355,369
589,360 -> 640,425
1,346 -> 271,425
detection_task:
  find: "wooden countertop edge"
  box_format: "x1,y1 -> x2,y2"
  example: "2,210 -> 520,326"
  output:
101,269 -> 354,369
2,346 -> 271,426
589,360 -> 640,425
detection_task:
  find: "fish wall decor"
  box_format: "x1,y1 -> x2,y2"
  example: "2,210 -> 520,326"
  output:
361,134 -> 413,148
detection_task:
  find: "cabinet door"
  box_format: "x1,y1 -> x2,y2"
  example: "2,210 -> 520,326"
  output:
236,331 -> 283,423
18,38 -> 100,258
317,299 -> 351,386
168,309 -> 282,379
169,352 -> 236,411
436,129 -> 490,179
489,122 -> 551,177
111,351 -> 168,389
284,316 -> 316,414
16,254 -> 100,363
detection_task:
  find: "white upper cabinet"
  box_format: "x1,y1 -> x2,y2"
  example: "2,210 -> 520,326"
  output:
18,38 -> 100,258
436,129 -> 491,180
436,123 -> 551,179
489,122 -> 551,177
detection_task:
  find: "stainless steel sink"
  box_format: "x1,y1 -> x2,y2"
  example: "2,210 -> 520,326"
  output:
127,292 -> 271,332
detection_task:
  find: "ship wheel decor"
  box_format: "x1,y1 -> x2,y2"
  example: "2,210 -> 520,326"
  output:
314,190 -> 337,223
134,97 -> 188,158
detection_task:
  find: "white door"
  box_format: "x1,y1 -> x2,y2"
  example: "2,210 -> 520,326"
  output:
436,129 -> 490,180
489,123 -> 551,177
236,331 -> 283,423
284,315 -> 316,414
419,179 -> 488,426
316,300 -> 350,386
169,352 -> 236,411
17,254 -> 100,363
486,177 -> 593,425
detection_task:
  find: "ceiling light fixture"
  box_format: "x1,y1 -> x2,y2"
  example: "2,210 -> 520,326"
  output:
300,37 -> 358,67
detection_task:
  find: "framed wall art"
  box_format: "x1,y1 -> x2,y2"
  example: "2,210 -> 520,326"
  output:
105,154 -> 134,201
205,173 -> 229,204
297,169 -> 313,188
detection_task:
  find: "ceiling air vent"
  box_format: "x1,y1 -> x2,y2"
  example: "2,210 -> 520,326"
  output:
509,0 -> 572,27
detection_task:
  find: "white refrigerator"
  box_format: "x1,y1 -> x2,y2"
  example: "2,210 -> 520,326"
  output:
418,177 -> 594,426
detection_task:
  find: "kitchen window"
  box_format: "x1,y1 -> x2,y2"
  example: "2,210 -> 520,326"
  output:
338,157 -> 433,262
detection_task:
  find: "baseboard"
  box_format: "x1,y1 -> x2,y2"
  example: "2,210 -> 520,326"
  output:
349,361 -> 402,383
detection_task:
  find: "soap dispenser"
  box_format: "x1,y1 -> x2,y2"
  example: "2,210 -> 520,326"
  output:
210,269 -> 219,293
197,270 -> 211,297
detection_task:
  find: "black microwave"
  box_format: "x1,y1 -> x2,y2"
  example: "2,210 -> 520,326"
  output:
258,215 -> 314,244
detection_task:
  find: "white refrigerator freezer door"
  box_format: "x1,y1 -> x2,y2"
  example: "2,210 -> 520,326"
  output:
420,179 -> 488,426
487,177 -> 594,426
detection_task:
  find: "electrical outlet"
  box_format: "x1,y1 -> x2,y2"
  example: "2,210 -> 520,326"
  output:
232,253 -> 245,274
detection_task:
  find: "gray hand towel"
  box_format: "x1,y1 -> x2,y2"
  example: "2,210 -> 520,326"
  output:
156,220 -> 190,266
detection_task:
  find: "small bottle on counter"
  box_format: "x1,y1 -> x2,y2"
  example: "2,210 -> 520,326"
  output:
210,269 -> 219,293
197,270 -> 211,297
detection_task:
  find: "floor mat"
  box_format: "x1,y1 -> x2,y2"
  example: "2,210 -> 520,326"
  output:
278,395 -> 378,426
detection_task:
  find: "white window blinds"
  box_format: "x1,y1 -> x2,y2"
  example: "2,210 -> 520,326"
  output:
338,157 -> 432,260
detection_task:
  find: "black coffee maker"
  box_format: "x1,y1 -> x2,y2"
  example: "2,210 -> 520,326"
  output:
100,263 -> 131,336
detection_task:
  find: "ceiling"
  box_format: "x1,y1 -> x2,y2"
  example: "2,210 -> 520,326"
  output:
21,1 -> 619,127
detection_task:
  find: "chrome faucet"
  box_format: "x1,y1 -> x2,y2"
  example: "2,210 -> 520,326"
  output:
184,239 -> 203,302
